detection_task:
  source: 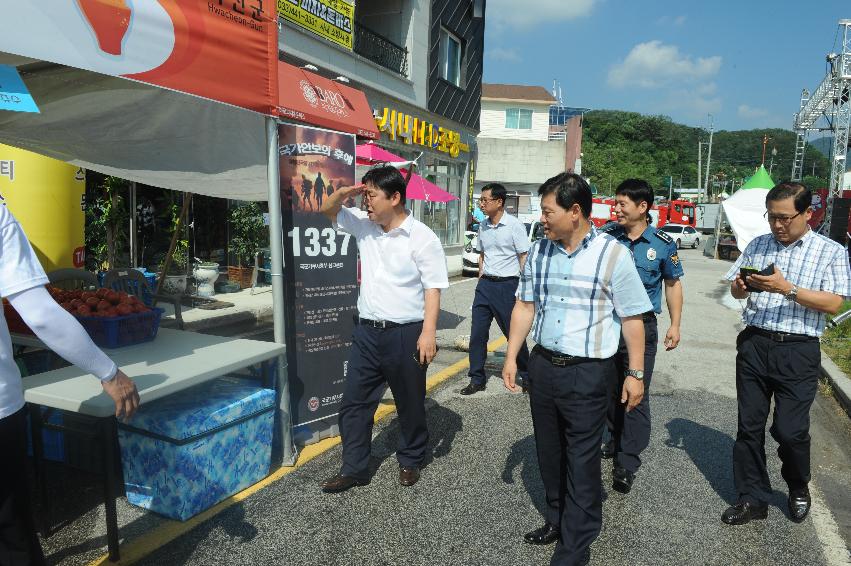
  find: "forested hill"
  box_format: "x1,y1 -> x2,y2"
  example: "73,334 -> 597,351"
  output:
581,110 -> 833,196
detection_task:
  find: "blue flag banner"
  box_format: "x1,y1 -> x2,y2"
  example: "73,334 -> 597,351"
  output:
0,65 -> 39,113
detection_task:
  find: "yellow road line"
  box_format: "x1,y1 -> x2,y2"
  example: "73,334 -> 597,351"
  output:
86,336 -> 507,565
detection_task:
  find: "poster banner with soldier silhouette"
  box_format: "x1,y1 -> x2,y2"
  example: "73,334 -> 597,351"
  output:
278,123 -> 359,429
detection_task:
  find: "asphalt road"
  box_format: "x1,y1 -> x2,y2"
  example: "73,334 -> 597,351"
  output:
39,248 -> 851,565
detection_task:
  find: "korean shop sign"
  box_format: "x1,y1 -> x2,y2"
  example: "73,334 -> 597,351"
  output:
278,0 -> 355,51
374,107 -> 470,158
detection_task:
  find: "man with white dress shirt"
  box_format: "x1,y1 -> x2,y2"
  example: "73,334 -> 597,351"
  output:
318,166 -> 449,493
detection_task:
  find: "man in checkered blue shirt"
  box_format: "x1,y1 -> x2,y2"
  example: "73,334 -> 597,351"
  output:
721,182 -> 851,528
501,173 -> 651,566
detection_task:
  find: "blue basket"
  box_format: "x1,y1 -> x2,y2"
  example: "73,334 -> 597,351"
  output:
75,308 -> 164,349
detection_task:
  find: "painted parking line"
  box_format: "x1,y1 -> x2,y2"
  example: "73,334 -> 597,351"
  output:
86,336 -> 508,566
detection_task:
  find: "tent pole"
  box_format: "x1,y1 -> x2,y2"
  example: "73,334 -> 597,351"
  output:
266,116 -> 295,467
129,182 -> 137,267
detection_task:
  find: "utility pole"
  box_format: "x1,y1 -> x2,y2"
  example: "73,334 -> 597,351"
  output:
703,115 -> 714,199
769,147 -> 777,176
668,175 -> 673,201
697,140 -> 703,195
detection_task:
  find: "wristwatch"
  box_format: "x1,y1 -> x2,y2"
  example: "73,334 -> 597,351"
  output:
625,369 -> 644,380
785,284 -> 799,302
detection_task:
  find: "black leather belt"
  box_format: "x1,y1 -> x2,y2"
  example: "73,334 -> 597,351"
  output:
642,311 -> 656,322
532,344 -> 595,367
746,326 -> 818,343
481,274 -> 519,282
355,316 -> 421,330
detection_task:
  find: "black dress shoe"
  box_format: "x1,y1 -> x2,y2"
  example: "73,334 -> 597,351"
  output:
788,488 -> 811,523
399,466 -> 421,487
601,438 -> 615,459
612,466 -> 634,494
523,523 -> 559,545
460,382 -> 486,395
320,474 -> 369,493
721,501 -> 768,525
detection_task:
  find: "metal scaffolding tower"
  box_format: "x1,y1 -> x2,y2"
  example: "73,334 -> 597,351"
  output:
791,19 -> 851,235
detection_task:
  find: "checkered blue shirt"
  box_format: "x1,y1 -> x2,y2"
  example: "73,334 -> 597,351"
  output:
517,226 -> 652,358
725,230 -> 851,337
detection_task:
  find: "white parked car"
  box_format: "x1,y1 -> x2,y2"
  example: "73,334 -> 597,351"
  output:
659,223 -> 700,249
462,221 -> 544,276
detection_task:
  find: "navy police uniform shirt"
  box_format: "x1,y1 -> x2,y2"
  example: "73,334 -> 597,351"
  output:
600,222 -> 684,313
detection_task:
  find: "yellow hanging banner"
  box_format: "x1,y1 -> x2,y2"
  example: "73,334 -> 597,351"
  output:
0,144 -> 86,273
278,0 -> 355,50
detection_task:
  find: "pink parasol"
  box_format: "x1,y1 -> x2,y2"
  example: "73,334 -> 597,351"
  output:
355,143 -> 459,203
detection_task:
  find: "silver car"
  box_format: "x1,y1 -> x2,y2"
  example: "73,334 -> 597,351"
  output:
660,223 -> 700,249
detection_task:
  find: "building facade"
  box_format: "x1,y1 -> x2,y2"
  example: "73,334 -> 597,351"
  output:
476,83 -> 585,218
278,0 -> 485,275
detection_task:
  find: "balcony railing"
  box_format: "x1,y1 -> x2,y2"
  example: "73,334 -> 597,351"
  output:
354,23 -> 408,77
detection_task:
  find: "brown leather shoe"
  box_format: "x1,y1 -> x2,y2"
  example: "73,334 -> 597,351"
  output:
320,474 -> 369,493
399,466 -> 421,486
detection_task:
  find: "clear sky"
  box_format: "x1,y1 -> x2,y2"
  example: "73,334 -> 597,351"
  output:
483,1 -> 850,132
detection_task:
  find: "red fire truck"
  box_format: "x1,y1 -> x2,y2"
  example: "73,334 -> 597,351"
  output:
590,198 -> 696,228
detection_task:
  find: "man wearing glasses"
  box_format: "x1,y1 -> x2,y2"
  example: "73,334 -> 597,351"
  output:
722,182 -> 851,526
461,183 -> 531,395
318,166 -> 448,493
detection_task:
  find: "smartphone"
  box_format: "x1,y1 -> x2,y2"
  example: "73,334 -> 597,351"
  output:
413,346 -> 440,369
739,263 -> 775,292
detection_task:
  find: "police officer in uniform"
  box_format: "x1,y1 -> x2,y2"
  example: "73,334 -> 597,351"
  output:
599,179 -> 684,494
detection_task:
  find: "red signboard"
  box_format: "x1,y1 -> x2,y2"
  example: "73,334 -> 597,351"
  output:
0,1 -> 279,115
276,62 -> 380,139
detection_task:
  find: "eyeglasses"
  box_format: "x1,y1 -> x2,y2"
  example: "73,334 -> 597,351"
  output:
478,197 -> 496,204
764,211 -> 802,225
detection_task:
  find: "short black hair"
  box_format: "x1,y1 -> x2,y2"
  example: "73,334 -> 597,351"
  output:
615,179 -> 654,222
481,183 -> 507,207
361,165 -> 407,205
766,182 -> 811,213
538,172 -> 592,218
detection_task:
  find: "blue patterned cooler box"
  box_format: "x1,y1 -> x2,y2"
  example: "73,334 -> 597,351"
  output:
118,377 -> 275,521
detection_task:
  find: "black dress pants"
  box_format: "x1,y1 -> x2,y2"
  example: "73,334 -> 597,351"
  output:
0,406 -> 45,566
468,277 -> 529,385
734,328 -> 820,505
528,350 -> 612,566
608,316 -> 658,473
339,322 -> 427,481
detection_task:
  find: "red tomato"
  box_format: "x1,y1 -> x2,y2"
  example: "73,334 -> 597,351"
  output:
81,291 -> 95,301
96,288 -> 110,299
85,297 -> 100,308
133,304 -> 147,313
116,304 -> 133,316
106,291 -> 121,305
97,300 -> 111,312
70,298 -> 84,308
77,305 -> 92,316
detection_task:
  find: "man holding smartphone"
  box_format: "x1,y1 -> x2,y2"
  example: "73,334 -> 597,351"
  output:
723,182 -> 851,526
318,166 -> 448,493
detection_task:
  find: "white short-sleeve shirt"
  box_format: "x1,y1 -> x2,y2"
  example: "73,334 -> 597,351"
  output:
336,207 -> 449,323
475,212 -> 530,277
0,206 -> 50,418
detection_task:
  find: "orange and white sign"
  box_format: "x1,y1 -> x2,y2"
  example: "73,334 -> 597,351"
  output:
0,1 -> 279,115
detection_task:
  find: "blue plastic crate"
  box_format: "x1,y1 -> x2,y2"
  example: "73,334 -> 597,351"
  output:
74,308 -> 164,349
26,407 -> 65,463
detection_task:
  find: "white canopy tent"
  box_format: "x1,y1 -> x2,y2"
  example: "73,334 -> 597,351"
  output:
722,165 -> 775,251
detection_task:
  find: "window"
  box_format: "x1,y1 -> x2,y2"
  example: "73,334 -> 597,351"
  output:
505,108 -> 533,129
439,28 -> 462,87
419,158 -> 465,246
661,225 -> 683,234
685,227 -> 695,234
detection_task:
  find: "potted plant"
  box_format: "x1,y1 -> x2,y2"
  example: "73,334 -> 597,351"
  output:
160,201 -> 190,295
228,202 -> 265,289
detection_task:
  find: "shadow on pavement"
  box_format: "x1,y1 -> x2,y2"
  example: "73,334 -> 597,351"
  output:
664,417 -> 737,504
501,435 -> 546,516
368,399 -> 463,477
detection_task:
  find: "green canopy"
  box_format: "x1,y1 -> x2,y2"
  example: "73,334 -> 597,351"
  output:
739,165 -> 775,190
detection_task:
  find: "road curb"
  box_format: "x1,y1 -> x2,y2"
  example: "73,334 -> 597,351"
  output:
821,353 -> 851,418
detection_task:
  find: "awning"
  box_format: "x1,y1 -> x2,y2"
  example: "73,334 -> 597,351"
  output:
277,62 -> 379,140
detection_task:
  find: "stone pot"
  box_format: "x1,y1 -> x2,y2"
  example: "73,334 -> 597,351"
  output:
161,274 -> 187,296
193,262 -> 219,298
